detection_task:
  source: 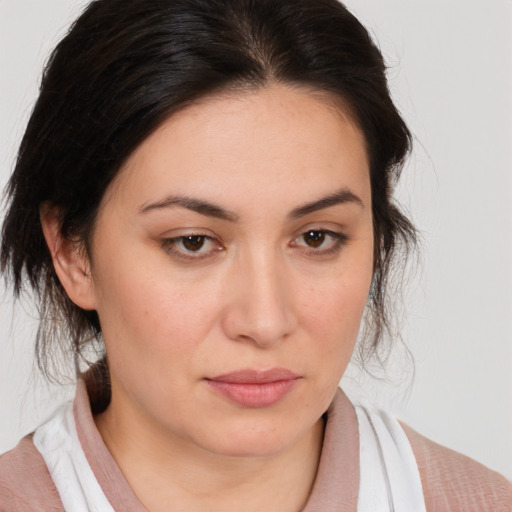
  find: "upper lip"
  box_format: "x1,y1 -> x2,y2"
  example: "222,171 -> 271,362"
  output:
207,368 -> 300,384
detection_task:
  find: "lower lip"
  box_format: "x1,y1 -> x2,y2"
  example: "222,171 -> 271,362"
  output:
206,379 -> 299,408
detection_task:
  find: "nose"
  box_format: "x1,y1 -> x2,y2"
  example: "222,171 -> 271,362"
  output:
221,252 -> 298,347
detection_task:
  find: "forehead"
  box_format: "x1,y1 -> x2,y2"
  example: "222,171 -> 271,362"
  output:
102,84 -> 370,213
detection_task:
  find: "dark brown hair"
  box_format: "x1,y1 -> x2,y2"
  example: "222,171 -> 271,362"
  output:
1,0 -> 416,381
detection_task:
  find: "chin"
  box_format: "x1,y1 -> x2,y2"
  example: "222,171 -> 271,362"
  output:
198,416 -> 319,459
208,435 -> 296,459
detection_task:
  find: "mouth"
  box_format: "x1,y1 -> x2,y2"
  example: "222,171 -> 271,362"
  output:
205,368 -> 301,408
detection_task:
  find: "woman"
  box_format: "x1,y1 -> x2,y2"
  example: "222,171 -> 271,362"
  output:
1,0 -> 511,510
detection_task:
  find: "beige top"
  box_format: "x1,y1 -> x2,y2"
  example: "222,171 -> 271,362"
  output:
1,378 -> 511,511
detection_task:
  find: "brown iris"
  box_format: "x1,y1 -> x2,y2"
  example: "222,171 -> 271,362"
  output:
303,230 -> 325,248
182,236 -> 205,251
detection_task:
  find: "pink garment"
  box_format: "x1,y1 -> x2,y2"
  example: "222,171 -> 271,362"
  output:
1,378 -> 511,511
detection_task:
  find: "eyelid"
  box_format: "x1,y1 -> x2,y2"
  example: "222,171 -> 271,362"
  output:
161,232 -> 224,261
291,224 -> 348,242
290,227 -> 349,256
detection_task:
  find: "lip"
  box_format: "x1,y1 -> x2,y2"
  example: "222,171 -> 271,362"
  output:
205,368 -> 301,408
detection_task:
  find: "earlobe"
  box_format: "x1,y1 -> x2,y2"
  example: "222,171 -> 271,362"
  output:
40,203 -> 97,311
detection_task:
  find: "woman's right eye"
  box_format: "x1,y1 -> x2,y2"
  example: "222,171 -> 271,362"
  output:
162,234 -> 223,260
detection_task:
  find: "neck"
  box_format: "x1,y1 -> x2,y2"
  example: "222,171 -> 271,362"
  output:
95,391 -> 325,512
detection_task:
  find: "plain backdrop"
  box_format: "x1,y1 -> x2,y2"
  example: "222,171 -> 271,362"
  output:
1,0 -> 511,480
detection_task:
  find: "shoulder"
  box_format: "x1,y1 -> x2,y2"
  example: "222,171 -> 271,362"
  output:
0,434 -> 64,512
401,422 -> 512,512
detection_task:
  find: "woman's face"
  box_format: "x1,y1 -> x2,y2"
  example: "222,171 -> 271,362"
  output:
87,85 -> 373,457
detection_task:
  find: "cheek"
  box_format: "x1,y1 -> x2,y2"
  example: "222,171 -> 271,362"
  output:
297,260 -> 373,376
302,266 -> 372,334
92,253 -> 224,367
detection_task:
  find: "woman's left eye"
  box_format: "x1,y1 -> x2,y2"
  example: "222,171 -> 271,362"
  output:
292,229 -> 348,254
162,234 -> 222,259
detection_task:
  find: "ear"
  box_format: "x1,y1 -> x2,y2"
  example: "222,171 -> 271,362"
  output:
40,203 -> 97,311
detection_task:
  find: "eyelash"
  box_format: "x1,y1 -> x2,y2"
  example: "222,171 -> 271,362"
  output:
161,229 -> 349,261
291,229 -> 349,257
161,234 -> 222,261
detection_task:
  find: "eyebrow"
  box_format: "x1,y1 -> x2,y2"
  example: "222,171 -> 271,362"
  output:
289,188 -> 364,218
139,195 -> 240,222
139,187 -> 364,221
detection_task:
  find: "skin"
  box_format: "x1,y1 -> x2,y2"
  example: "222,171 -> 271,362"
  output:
42,84 -> 374,512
